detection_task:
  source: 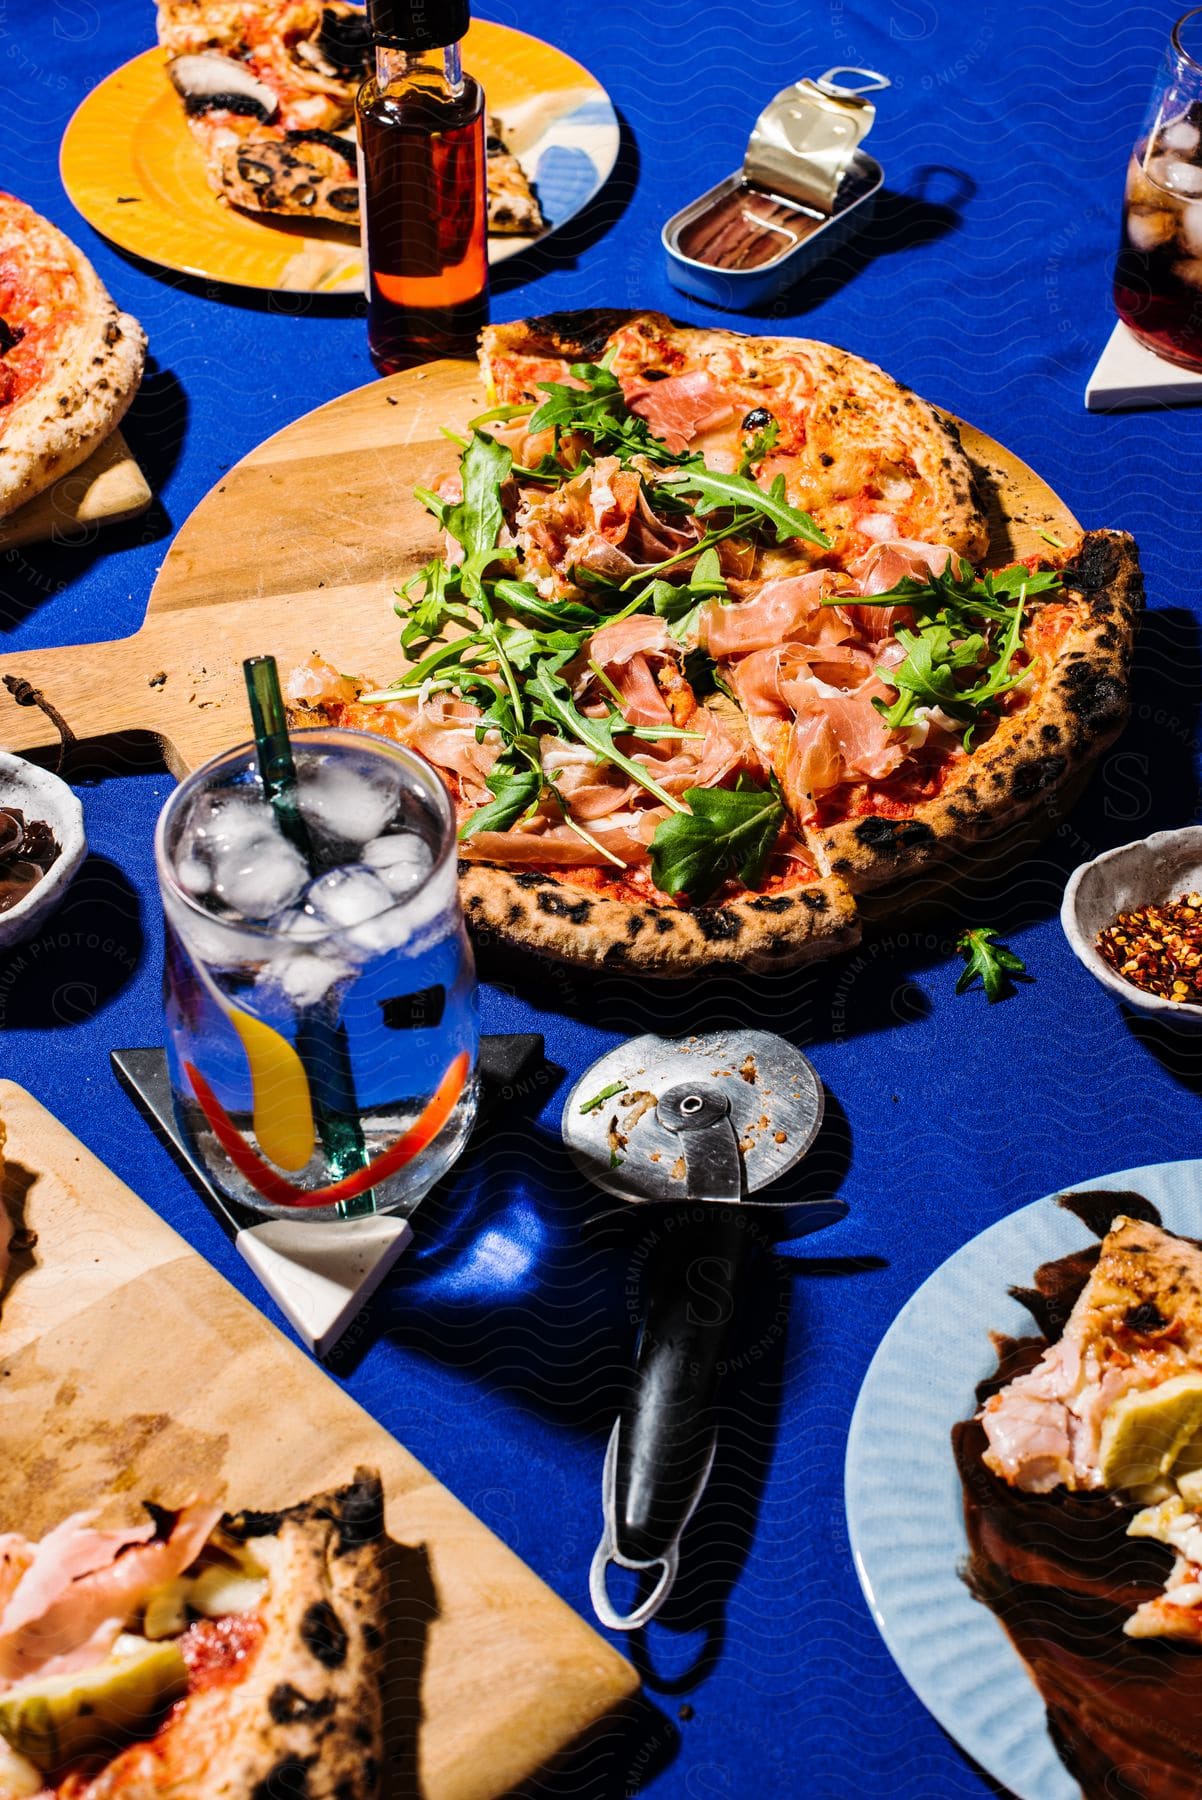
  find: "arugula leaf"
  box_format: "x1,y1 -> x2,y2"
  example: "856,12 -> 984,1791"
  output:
842,556 -> 1060,619
418,431 -> 514,601
529,361 -> 623,434
649,780 -> 784,902
645,546 -> 729,642
492,577 -> 602,632
578,1080 -> 628,1115
398,635 -> 490,690
954,927 -> 1028,1003
873,623 -> 987,731
658,466 -> 829,548
954,586 -> 1031,748
527,656 -> 687,813
458,757 -> 542,840
468,402 -> 534,428
396,557 -> 481,654
682,646 -> 730,701
528,361 -> 684,468
496,622 -> 586,672
858,560 -> 1047,743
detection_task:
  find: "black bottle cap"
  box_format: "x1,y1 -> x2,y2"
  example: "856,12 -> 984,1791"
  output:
367,0 -> 469,49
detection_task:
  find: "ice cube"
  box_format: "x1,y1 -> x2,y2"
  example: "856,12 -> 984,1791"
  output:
296,761 -> 399,856
362,831 -> 434,900
303,865 -> 394,929
1173,256 -> 1202,289
274,903 -> 329,942
211,835 -> 309,921
191,792 -> 278,856
1151,155 -> 1202,197
271,946 -> 351,1008
1181,202 -> 1202,256
166,894 -> 266,973
1128,160 -> 1166,208
1162,117 -> 1201,156
177,855 -> 211,896
1128,206 -> 1178,251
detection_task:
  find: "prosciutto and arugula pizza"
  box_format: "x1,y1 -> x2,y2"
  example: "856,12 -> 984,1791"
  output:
0,1470 -> 386,1799
0,198 -> 146,521
290,309 -> 1143,974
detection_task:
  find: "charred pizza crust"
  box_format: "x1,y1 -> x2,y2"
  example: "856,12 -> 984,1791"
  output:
459,861 -> 860,973
480,310 -> 989,561
808,530 -> 1143,891
0,199 -> 146,521
72,1471 -> 386,1800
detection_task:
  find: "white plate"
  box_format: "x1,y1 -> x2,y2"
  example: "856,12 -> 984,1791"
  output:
845,1160 -> 1202,1800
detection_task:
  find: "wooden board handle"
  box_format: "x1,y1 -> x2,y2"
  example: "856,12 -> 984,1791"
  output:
0,630 -> 181,770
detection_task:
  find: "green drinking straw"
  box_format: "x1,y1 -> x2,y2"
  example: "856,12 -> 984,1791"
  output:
243,655 -> 375,1219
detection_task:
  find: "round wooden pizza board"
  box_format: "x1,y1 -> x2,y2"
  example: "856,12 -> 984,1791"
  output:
0,361 -> 1080,771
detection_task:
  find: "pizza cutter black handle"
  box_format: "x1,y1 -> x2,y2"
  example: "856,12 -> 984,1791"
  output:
612,1211 -> 750,1573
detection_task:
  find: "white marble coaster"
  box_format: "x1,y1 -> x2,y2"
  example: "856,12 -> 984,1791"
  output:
1085,321 -> 1202,410
238,1215 -> 413,1358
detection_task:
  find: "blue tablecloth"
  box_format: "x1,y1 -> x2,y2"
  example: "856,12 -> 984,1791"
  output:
3,2 -> 1200,1793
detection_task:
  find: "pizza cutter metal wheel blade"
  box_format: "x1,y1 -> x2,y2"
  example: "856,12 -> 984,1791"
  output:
563,1030 -> 841,1632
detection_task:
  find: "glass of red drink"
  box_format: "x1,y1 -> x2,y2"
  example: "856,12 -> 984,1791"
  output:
1115,9 -> 1202,369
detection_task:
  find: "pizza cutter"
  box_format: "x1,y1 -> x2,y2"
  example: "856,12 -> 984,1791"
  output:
563,1029 -> 844,1631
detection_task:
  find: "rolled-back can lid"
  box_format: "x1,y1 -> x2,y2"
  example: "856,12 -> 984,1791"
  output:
367,0 -> 470,49
745,66 -> 889,215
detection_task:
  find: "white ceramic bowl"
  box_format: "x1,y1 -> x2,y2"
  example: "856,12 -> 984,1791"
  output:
1061,825 -> 1202,1024
0,754 -> 86,950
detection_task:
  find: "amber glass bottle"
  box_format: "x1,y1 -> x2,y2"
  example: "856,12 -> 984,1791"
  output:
357,0 -> 488,370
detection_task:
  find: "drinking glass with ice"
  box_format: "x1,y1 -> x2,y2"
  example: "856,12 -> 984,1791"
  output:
155,728 -> 479,1218
1116,8 -> 1202,368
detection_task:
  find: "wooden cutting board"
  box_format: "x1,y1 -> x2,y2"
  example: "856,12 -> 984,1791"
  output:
0,430 -> 151,552
0,360 -> 1078,768
0,1080 -> 637,1798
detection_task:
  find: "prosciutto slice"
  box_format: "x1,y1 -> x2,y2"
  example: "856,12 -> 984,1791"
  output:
585,615 -> 673,669
700,571 -> 846,659
460,811 -> 666,868
517,457 -> 702,593
839,537 -> 953,639
621,369 -> 735,455
539,739 -> 638,821
0,1503 -> 222,1688
407,696 -> 502,806
782,714 -> 843,819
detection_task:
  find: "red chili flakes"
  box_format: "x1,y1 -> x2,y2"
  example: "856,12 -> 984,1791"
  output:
1096,891 -> 1202,1001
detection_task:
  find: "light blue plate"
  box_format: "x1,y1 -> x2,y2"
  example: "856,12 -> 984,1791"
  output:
845,1160 -> 1202,1800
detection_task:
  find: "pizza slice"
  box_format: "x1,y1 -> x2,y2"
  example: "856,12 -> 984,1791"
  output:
683,529 -> 1142,889
159,6 -> 545,238
977,1215 -> 1202,1642
158,1 -> 370,130
485,120 -> 545,236
213,128 -> 360,226
0,1470 -> 386,1798
0,198 -> 146,522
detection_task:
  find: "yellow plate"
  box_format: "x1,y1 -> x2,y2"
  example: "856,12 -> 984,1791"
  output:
60,27 -> 618,296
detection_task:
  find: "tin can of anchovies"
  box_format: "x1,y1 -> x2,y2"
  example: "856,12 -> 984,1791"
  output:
662,67 -> 889,311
